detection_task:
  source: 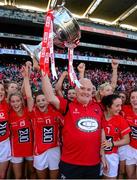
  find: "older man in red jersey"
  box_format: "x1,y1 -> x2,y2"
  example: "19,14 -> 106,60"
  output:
41,74 -> 108,179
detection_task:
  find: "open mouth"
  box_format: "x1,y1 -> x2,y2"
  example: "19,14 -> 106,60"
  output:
70,97 -> 74,100
39,104 -> 45,108
13,106 -> 20,112
38,105 -> 46,111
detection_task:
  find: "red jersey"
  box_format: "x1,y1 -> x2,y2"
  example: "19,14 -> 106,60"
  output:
29,105 -> 63,155
102,115 -> 130,154
0,99 -> 10,142
59,97 -> 103,166
122,105 -> 137,149
9,108 -> 33,157
98,102 -> 105,112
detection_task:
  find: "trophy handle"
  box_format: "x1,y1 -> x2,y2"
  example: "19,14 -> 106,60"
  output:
47,0 -> 66,10
60,0 -> 66,7
21,43 -> 41,62
47,0 -> 58,10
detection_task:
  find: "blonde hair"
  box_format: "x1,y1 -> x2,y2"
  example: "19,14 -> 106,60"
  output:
8,92 -> 25,107
96,82 -> 111,102
98,82 -> 110,91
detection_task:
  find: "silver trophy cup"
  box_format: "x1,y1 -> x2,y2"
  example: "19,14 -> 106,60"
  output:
21,0 -> 81,62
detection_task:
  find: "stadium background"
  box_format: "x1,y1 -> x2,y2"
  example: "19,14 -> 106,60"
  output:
0,0 -> 137,93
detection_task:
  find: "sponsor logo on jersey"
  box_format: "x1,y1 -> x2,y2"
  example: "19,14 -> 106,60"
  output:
0,121 -> 7,136
115,128 -> 119,132
73,108 -> 80,114
94,108 -> 99,114
77,117 -> 98,132
18,128 -> 30,143
131,126 -> 137,139
43,126 -> 54,143
20,120 -> 25,127
0,112 -> 5,119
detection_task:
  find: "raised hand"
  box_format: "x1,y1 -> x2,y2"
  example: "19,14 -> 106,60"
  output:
77,63 -> 85,73
111,59 -> 119,69
62,71 -> 68,78
21,64 -> 31,78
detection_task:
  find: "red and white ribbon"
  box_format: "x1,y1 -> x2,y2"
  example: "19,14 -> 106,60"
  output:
49,19 -> 57,80
68,48 -> 81,88
39,10 -> 57,79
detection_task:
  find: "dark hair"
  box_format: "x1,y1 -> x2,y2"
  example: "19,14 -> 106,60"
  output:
68,86 -> 75,91
117,91 -> 129,104
68,86 -> 75,92
101,94 -> 120,109
33,90 -> 45,102
65,86 -> 75,97
118,91 -> 127,97
34,90 -> 44,97
129,88 -> 137,98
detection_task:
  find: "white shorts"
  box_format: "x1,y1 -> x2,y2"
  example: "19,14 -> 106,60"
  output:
0,138 -> 11,162
118,145 -> 128,161
103,153 -> 119,177
11,156 -> 33,163
126,145 -> 137,165
34,147 -> 60,171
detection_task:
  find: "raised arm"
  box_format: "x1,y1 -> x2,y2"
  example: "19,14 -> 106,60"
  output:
41,73 -> 60,110
22,62 -> 34,112
77,63 -> 85,79
21,80 -> 25,97
55,71 -> 68,97
111,59 -> 119,91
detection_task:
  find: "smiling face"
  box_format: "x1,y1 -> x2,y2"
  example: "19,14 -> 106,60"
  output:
36,94 -> 48,112
0,84 -> 5,102
76,78 -> 93,105
108,98 -> 122,116
130,91 -> 137,111
119,92 -> 127,105
10,95 -> 23,113
67,89 -> 76,101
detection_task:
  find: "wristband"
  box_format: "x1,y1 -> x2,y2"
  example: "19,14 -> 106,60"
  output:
111,141 -> 114,148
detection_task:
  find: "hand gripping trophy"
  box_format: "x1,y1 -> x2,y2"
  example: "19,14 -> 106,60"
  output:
21,0 -> 81,87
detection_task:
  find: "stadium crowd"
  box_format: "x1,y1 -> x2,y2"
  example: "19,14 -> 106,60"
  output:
0,57 -> 136,179
0,61 -> 136,94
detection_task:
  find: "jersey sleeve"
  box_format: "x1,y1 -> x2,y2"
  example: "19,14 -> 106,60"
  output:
119,116 -> 131,137
57,96 -> 68,115
55,111 -> 64,127
121,105 -> 130,118
26,107 -> 35,122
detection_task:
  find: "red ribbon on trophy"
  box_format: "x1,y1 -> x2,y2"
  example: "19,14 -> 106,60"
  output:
39,10 -> 57,79
39,7 -> 80,87
49,19 -> 57,80
68,48 -> 81,88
